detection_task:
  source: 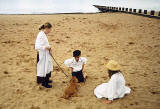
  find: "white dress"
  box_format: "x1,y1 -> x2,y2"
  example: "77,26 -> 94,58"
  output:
94,72 -> 131,100
35,31 -> 53,77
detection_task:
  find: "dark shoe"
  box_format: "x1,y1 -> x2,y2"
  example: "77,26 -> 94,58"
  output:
44,84 -> 52,88
42,82 -> 52,88
47,80 -> 53,83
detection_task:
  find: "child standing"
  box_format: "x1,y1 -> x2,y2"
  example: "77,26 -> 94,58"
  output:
35,22 -> 53,88
64,50 -> 87,83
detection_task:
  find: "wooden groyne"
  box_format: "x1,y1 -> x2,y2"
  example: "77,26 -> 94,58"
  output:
93,5 -> 160,19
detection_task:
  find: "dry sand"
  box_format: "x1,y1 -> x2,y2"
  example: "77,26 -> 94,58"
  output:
0,13 -> 160,109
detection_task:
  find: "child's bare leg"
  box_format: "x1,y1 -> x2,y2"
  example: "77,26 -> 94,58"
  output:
83,73 -> 87,79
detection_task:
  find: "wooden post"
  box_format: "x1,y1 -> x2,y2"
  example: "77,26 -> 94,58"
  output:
125,8 -> 128,12
115,7 -> 118,11
129,8 -> 132,12
144,10 -> 147,14
138,9 -> 142,14
106,6 -> 109,11
108,7 -> 110,11
122,8 -> 125,11
119,7 -> 121,11
133,9 -> 136,13
150,10 -> 155,16
111,7 -> 113,11
112,7 -> 114,12
109,7 -> 111,11
159,11 -> 160,16
104,7 -> 107,12
113,7 -> 116,12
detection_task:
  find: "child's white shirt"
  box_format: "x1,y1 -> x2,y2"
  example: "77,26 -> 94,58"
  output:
64,57 -> 87,72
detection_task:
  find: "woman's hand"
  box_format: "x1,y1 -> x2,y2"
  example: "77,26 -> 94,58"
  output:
45,46 -> 51,51
103,100 -> 112,104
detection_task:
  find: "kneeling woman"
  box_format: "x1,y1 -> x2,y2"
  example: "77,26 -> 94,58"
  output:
94,60 -> 131,104
35,22 -> 53,88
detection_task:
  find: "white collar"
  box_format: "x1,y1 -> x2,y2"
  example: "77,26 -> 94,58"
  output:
41,30 -> 46,36
73,57 -> 82,63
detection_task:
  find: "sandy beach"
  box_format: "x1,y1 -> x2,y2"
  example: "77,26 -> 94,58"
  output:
0,13 -> 160,109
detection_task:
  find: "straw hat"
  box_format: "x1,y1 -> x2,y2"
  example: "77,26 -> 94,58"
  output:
106,60 -> 121,71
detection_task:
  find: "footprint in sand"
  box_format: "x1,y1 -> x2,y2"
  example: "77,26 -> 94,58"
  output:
128,42 -> 135,45
130,72 -> 135,74
24,23 -> 28,25
153,72 -> 158,74
154,45 -> 160,47
55,41 -> 60,44
2,40 -> 12,44
54,66 -> 61,72
3,71 -> 8,74
30,105 -> 40,109
62,81 -> 67,83
93,77 -> 98,80
151,91 -> 159,95
16,61 -> 20,66
103,57 -> 109,61
130,103 -> 134,106
2,61 -> 6,64
131,86 -> 137,91
76,105 -> 85,109
65,36 -> 70,39
15,89 -> 24,94
126,83 -> 131,86
135,102 -> 139,105
143,73 -> 148,77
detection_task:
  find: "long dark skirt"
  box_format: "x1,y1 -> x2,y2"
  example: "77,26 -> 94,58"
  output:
72,70 -> 84,83
36,52 -> 51,84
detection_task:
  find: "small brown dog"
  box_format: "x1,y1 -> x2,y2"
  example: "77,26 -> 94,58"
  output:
63,76 -> 78,99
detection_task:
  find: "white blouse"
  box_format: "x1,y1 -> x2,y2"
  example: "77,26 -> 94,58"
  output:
94,72 -> 131,100
35,31 -> 53,77
64,57 -> 87,72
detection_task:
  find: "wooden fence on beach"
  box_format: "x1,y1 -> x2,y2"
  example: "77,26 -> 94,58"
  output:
93,5 -> 160,19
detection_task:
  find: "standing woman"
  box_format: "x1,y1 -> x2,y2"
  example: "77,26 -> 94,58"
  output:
35,22 -> 53,88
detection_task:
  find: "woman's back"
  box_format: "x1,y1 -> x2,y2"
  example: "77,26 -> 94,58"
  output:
112,72 -> 126,96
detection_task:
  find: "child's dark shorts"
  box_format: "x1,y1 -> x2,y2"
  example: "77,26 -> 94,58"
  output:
72,70 -> 84,83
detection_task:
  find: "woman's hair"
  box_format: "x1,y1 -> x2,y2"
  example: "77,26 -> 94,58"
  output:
39,22 -> 52,30
108,70 -> 120,78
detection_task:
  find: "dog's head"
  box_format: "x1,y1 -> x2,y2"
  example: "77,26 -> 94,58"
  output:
70,76 -> 78,83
